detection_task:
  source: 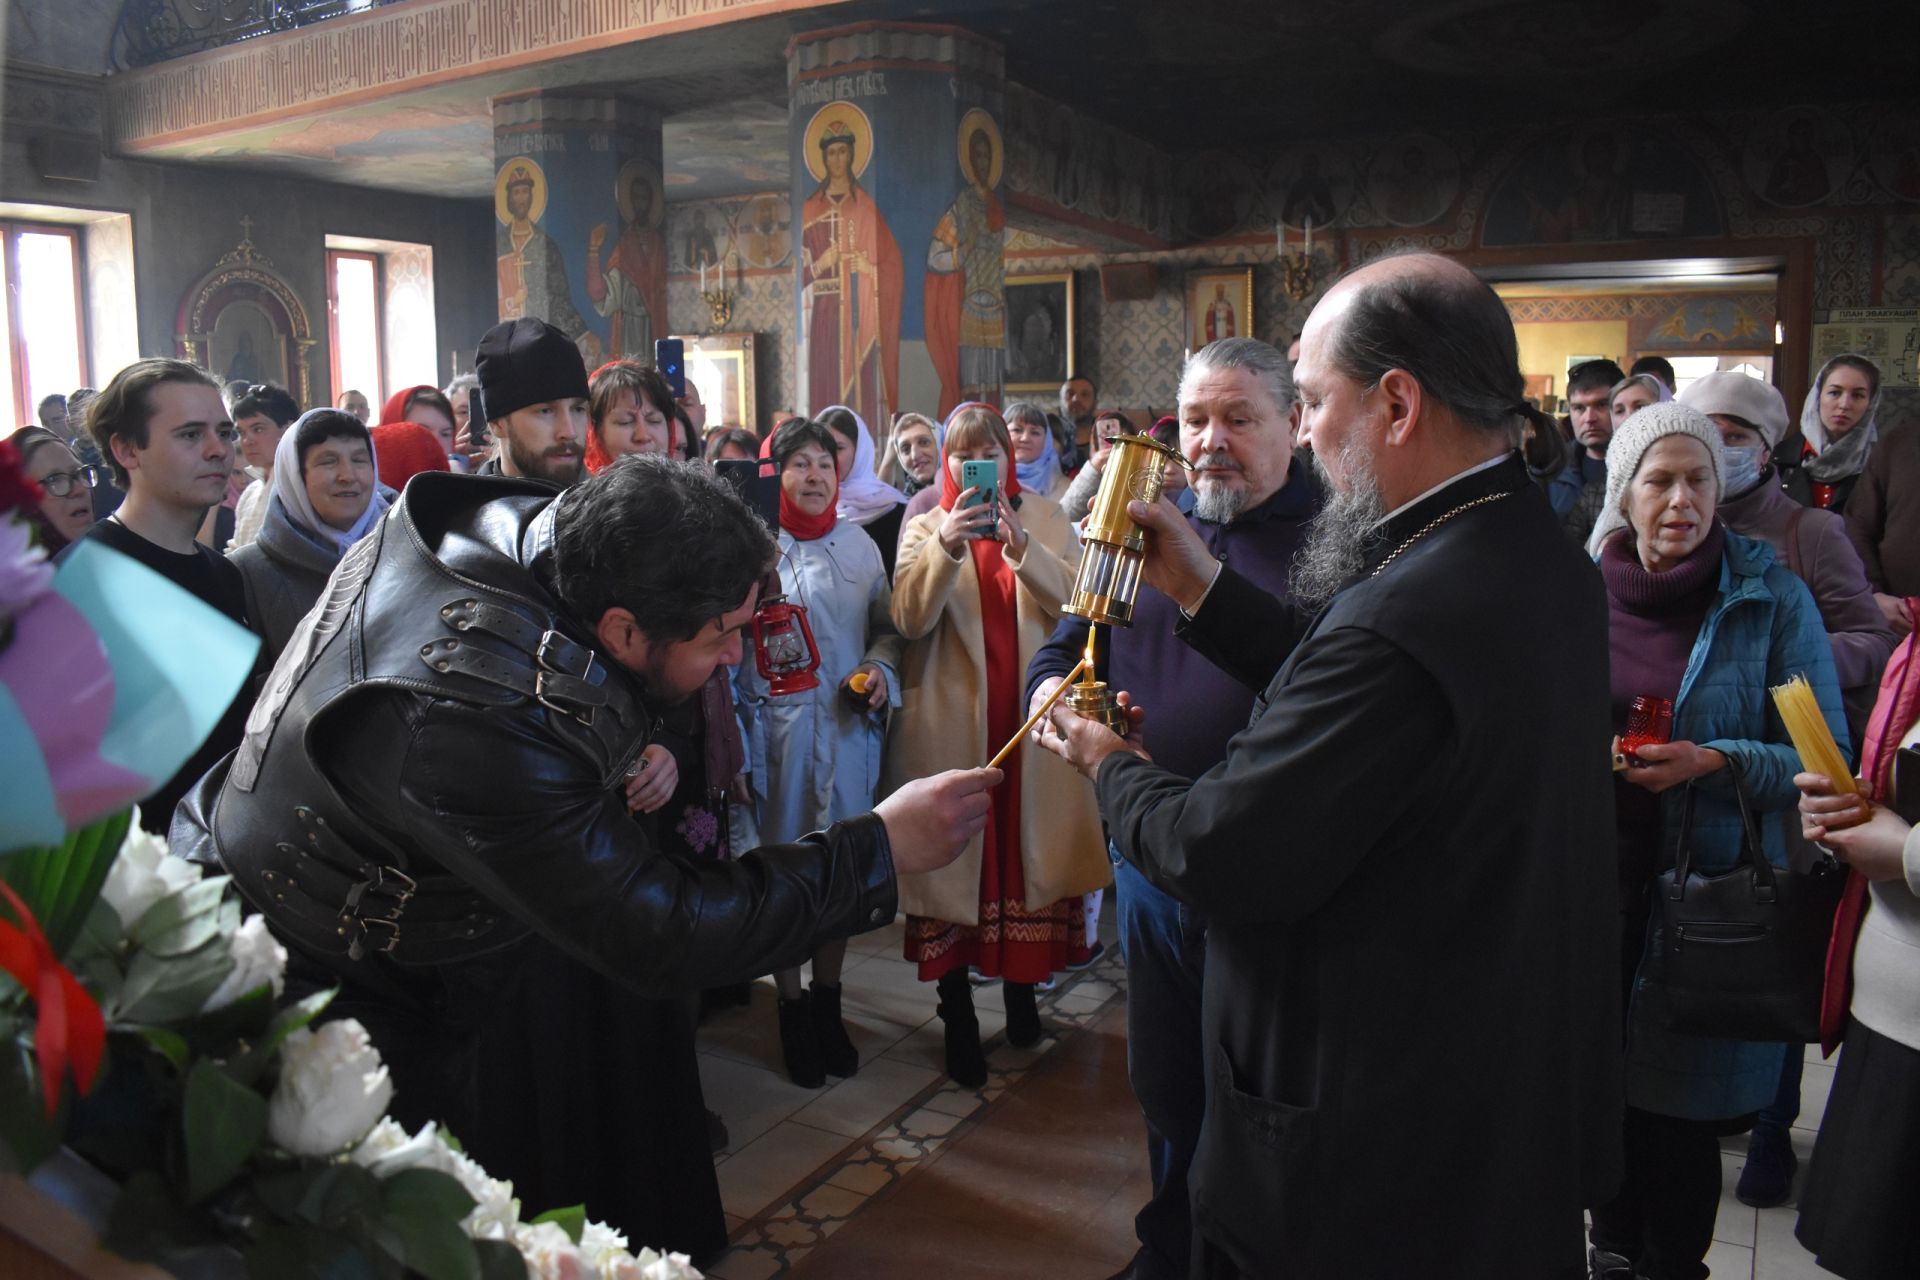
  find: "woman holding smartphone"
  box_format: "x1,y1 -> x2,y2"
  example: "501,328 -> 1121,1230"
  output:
884,403 -> 1107,1085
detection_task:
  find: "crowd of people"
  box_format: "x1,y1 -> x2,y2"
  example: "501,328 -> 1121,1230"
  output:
8,252 -> 1919,1280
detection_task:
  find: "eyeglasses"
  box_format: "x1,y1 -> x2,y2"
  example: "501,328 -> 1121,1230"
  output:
38,465 -> 100,497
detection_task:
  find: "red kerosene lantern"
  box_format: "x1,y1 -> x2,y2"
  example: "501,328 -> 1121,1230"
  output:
751,592 -> 821,696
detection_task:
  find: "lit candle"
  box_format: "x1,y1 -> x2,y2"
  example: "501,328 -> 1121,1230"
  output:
700,259 -> 707,293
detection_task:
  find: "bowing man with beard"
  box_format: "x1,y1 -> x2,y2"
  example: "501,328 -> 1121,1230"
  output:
1037,252 -> 1622,1278
176,327 -> 998,1261
1026,337 -> 1322,1280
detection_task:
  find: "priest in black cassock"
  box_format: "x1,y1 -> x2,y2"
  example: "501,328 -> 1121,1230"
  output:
1039,252 -> 1622,1279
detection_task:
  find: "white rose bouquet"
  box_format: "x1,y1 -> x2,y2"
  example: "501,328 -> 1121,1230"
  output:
2,815 -> 702,1280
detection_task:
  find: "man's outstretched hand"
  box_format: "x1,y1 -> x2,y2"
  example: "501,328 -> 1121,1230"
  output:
876,768 -> 1002,874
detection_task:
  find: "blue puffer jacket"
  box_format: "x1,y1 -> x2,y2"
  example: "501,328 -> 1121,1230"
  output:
1625,529 -> 1849,1121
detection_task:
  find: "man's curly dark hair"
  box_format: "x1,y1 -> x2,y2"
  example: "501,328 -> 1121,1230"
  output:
552,453 -> 776,641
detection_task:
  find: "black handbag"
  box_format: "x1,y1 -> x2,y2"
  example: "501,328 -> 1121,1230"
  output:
1652,759 -> 1847,1043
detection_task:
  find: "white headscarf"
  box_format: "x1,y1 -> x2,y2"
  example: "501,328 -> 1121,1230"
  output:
1799,354 -> 1882,484
1585,401 -> 1726,559
822,404 -> 908,527
271,409 -> 389,557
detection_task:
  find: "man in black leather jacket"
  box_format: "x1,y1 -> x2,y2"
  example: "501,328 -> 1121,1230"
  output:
174,452 -> 996,1258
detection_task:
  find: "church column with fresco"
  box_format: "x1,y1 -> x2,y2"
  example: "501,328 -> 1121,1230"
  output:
492,92 -> 669,370
788,24 -> 1007,426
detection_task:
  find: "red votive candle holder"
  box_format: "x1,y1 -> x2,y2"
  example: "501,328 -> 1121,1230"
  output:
1622,695 -> 1674,764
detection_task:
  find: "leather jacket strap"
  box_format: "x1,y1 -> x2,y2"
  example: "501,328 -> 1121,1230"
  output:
431,596 -> 609,723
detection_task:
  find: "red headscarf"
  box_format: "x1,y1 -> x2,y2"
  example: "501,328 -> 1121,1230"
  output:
377,385 -> 438,431
368,422 -> 450,492
761,430 -> 838,541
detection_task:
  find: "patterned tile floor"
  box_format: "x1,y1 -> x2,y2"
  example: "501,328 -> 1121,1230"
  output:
695,916 -> 1840,1279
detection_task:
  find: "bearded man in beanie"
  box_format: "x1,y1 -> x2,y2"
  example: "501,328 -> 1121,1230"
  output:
175,448 -> 997,1261
1039,252 -> 1621,1278
474,316 -> 590,485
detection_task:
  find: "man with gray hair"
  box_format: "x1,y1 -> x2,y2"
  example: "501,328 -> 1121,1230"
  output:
1026,336 -> 1320,1280
1038,254 -> 1621,1277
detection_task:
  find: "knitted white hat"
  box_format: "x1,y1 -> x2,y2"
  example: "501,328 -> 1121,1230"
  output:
1676,371 -> 1790,448
1584,401 -> 1725,558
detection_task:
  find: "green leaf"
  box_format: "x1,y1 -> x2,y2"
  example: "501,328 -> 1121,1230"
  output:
379,1178 -> 481,1280
225,986 -> 336,1088
316,1162 -> 384,1228
0,810 -> 132,957
474,1239 -> 530,1280
116,943 -> 233,1024
244,1222 -> 381,1280
531,1203 -> 586,1244
133,1026 -> 191,1072
382,1167 -> 476,1222
133,876 -> 230,957
0,1036 -> 59,1172
181,1059 -> 265,1203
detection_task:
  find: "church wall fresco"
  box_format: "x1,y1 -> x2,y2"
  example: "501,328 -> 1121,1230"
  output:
785,24 -> 1007,430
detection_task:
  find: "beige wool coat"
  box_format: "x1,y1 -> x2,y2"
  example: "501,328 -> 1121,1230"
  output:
883,492 -> 1110,925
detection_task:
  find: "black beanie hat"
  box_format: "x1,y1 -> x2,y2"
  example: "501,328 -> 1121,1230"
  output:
475,318 -> 589,422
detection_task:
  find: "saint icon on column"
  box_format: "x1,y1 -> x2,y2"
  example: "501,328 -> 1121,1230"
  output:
926,108 -> 1006,417
799,104 -> 902,423
587,160 -> 669,360
495,158 -> 588,339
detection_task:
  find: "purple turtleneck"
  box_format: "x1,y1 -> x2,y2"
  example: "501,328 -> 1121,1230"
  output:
1600,521 -> 1726,892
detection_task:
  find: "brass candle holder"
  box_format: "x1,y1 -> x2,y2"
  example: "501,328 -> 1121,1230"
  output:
1065,433 -> 1194,627
1064,625 -> 1128,738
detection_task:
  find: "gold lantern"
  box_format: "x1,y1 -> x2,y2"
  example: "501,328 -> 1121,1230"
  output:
1064,433 -> 1194,627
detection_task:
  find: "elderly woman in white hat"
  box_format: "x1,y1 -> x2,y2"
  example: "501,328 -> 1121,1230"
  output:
1585,401 -> 1849,1280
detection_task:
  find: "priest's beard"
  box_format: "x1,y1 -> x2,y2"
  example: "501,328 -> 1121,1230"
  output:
1292,437 -> 1388,611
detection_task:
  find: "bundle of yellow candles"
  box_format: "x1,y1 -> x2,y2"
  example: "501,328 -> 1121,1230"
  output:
1770,674 -> 1857,793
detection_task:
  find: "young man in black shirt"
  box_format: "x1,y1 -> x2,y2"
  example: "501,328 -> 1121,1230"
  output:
61,358 -> 258,832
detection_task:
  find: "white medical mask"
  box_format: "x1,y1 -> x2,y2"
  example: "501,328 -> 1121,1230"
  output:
1722,445 -> 1765,497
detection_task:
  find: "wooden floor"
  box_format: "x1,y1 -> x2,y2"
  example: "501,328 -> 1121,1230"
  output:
786,999 -> 1144,1280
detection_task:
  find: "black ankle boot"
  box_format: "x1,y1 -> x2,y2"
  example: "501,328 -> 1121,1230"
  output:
936,970 -> 987,1087
777,992 -> 825,1088
810,981 -> 859,1078
1004,981 -> 1041,1048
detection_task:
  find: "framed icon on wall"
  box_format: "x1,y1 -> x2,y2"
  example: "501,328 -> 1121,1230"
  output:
1004,271 -> 1075,393
1185,267 -> 1253,353
674,331 -> 757,432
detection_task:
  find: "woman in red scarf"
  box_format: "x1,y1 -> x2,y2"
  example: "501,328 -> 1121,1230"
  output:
883,404 -> 1108,1084
737,419 -> 901,1086
584,361 -> 678,474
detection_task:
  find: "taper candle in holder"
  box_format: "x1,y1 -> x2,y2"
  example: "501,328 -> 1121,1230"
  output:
1064,433 -> 1195,627
1062,624 -> 1128,737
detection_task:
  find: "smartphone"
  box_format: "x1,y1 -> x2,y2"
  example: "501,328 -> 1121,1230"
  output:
466,388 -> 490,448
655,338 -> 686,400
960,458 -> 999,539
714,458 -> 781,533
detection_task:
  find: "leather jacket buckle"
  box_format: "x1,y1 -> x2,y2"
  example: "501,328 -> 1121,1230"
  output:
535,630 -> 598,725
536,670 -> 596,726
340,865 -> 416,960
536,628 -> 589,679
